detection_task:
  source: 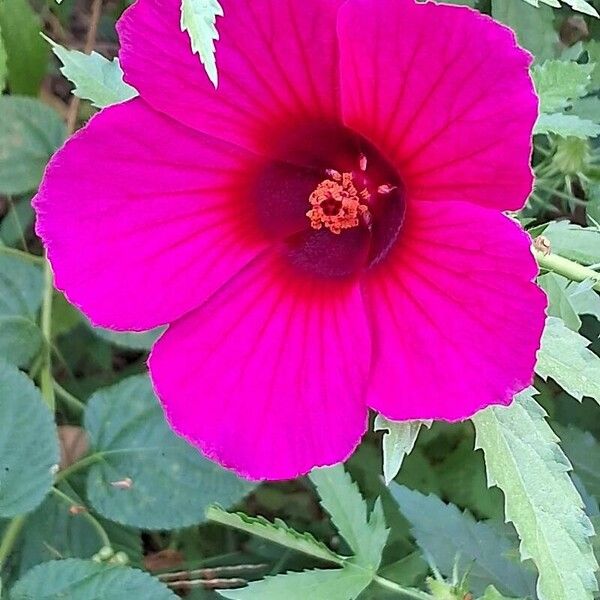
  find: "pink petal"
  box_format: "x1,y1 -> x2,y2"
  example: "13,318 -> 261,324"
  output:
118,0 -> 343,154
149,252 -> 370,480
363,200 -> 546,421
337,0 -> 537,211
35,100 -> 268,330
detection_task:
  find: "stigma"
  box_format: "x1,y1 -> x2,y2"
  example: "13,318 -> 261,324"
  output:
306,171 -> 370,235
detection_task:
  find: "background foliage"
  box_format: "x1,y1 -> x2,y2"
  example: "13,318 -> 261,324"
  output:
1,0 -> 600,598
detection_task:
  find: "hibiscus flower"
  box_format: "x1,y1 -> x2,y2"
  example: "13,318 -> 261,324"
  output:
34,0 -> 546,480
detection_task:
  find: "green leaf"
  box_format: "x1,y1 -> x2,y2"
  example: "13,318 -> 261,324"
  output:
523,0 -> 599,16
538,273 -> 582,330
472,387 -> 598,600
478,585 -> 526,600
0,316 -> 42,367
0,96 -> 66,195
88,321 -> 163,351
586,41 -> 600,90
15,486 -> 142,577
0,361 -> 59,517
9,559 -> 177,600
180,0 -> 223,88
390,485 -> 535,598
84,374 -> 253,529
0,0 -> 49,95
532,60 -> 593,113
309,465 -> 389,570
206,505 -> 341,564
0,197 -> 34,248
566,279 -> 600,321
542,221 -> 600,265
534,113 -> 600,138
492,1 -> 558,63
374,416 -> 431,485
0,253 -> 43,319
557,426 -> 600,499
42,35 -> 138,108
0,24 -> 6,92
536,316 -> 600,404
218,565 -> 373,600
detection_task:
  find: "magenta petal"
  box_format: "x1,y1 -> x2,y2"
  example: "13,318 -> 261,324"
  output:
35,100 -> 268,330
118,0 -> 344,153
149,253 -> 370,480
363,200 -> 547,421
338,0 -> 537,211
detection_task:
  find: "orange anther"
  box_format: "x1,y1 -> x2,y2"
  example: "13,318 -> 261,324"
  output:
306,172 -> 370,235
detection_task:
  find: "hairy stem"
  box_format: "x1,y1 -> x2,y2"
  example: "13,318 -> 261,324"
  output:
534,249 -> 600,291
0,516 -> 26,566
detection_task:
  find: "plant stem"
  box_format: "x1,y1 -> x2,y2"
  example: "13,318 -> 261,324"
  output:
39,259 -> 55,411
51,487 -> 111,549
0,245 -> 44,265
534,249 -> 600,291
54,381 -> 86,414
373,575 -> 434,600
0,516 -> 26,566
54,452 -> 104,483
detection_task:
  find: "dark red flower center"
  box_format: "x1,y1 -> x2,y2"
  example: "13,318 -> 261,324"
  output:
252,121 -> 406,279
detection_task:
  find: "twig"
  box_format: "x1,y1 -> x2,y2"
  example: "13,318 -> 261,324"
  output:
159,564 -> 268,582
65,0 -> 103,134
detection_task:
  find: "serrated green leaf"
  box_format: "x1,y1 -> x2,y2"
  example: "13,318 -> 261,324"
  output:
9,559 -> 177,600
0,361 -> 59,517
309,465 -> 388,570
206,505 -> 341,564
42,35 -> 138,108
180,0 -> 223,88
0,253 -> 43,319
0,97 -> 66,195
542,221 -> 600,265
374,416 -> 431,485
472,387 -> 598,600
390,485 -> 535,598
535,113 -> 600,137
84,374 -> 253,529
566,279 -> 600,321
0,316 -> 42,367
492,1 -> 558,63
557,426 -> 600,499
478,585 -> 526,600
538,273 -> 582,330
0,0 -> 49,95
218,565 -> 373,600
536,316 -> 600,404
524,0 -> 599,16
533,60 -> 593,113
0,23 -> 6,92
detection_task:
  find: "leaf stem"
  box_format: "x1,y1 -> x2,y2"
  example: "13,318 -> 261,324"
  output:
39,258 -> 55,411
55,452 -> 104,483
0,516 -> 26,567
534,248 -> 600,291
0,245 -> 44,265
54,381 -> 85,414
51,487 -> 111,549
372,575 -> 434,600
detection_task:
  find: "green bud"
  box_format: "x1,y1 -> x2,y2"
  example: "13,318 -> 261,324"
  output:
111,551 -> 129,565
552,137 -> 591,175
